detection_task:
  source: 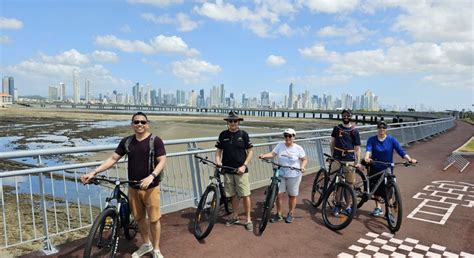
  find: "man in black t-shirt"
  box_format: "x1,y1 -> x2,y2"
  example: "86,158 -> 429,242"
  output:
215,111 -> 254,232
329,109 -> 361,216
81,112 -> 166,258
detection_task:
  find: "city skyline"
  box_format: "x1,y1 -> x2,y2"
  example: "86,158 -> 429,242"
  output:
0,1 -> 472,111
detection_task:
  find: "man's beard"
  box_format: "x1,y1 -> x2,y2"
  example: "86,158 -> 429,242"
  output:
342,118 -> 350,124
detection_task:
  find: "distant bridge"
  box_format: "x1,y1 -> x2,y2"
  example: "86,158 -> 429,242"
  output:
34,103 -> 451,124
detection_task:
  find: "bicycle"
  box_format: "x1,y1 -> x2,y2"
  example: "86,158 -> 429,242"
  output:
193,155 -> 238,240
320,153 -> 358,231
258,157 -> 302,234
83,176 -> 140,258
311,164 -> 365,208
353,159 -> 416,233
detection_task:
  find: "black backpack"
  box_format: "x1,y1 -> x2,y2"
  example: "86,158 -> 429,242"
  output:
124,134 -> 163,182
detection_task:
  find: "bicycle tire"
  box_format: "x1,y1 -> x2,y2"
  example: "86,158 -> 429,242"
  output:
259,183 -> 278,234
353,169 -> 368,209
84,208 -> 120,258
321,182 -> 357,231
311,168 -> 328,208
385,182 -> 403,233
193,184 -> 220,240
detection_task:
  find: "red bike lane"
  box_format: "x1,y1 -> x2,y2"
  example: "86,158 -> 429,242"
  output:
25,120 -> 474,257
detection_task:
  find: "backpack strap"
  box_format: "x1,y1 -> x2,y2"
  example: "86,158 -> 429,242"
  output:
148,134 -> 156,175
124,135 -> 134,154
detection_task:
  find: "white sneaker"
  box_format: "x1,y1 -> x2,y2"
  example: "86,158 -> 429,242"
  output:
153,250 -> 164,258
131,242 -> 153,257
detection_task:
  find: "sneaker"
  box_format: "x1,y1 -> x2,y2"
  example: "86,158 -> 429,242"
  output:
270,213 -> 284,223
285,213 -> 294,223
152,250 -> 164,258
341,207 -> 352,216
245,221 -> 253,231
332,205 -> 341,216
371,207 -> 383,217
225,217 -> 239,226
132,242 -> 153,257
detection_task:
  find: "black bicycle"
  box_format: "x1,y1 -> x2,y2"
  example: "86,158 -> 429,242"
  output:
258,158 -> 302,234
320,153 -> 358,231
311,164 -> 365,208
193,155 -> 238,240
354,160 -> 416,233
83,176 -> 139,258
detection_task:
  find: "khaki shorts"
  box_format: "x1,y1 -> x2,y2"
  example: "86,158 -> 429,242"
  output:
128,186 -> 161,223
330,161 -> 356,184
224,173 -> 251,197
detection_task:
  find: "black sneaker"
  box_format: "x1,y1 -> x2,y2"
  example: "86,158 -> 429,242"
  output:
269,213 -> 284,223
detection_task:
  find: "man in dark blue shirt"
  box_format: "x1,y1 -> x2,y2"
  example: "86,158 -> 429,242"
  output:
329,109 -> 361,216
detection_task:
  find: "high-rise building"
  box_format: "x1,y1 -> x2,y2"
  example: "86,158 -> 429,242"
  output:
2,77 -> 8,94
261,91 -> 270,108
8,77 -> 14,98
59,82 -> 66,101
188,90 -> 197,107
220,84 -> 225,107
73,70 -> 80,103
48,86 -> 58,101
84,79 -> 90,103
288,83 -> 294,109
176,90 -> 186,106
151,89 -> 157,106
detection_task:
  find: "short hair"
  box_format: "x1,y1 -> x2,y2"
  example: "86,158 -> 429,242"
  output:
131,112 -> 148,121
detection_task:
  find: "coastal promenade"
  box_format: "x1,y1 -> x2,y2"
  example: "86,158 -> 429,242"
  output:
24,120 -> 473,257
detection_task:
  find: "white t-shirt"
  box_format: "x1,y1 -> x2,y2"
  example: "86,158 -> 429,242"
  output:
272,142 -> 306,178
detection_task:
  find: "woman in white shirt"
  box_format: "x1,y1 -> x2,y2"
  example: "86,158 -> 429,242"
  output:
259,128 -> 308,223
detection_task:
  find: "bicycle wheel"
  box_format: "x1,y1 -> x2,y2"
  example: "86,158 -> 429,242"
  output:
353,169 -> 368,209
194,184 -> 220,240
259,183 -> 278,234
385,182 -> 403,233
84,208 -> 120,258
321,182 -> 357,231
311,168 -> 327,208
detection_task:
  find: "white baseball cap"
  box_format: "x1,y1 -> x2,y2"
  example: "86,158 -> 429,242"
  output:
283,128 -> 296,136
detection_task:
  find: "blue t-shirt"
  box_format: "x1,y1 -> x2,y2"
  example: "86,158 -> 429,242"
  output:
366,135 -> 407,172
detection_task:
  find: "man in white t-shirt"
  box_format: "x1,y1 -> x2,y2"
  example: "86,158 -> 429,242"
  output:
259,128 -> 308,223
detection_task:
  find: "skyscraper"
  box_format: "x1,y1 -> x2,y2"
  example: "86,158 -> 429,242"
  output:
2,77 -> 9,94
261,91 -> 270,108
84,79 -> 90,103
8,77 -> 14,98
59,82 -> 66,101
48,86 -> 58,101
288,83 -> 294,109
73,70 -> 80,103
220,84 -> 225,107
132,83 -> 139,105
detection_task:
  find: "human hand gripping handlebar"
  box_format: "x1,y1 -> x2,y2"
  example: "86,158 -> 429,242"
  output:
258,157 -> 303,172
361,159 -> 418,168
85,175 -> 141,187
194,155 -> 239,174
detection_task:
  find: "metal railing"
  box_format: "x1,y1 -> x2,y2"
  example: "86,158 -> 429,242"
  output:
0,118 -> 454,254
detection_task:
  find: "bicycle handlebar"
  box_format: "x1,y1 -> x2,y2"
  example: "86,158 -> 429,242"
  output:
194,155 -> 239,173
323,153 -> 358,168
363,159 -> 417,167
259,157 -> 302,171
88,175 -> 141,186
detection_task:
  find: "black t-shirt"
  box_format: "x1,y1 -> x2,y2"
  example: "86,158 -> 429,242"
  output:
331,124 -> 361,161
215,130 -> 253,169
115,134 -> 166,188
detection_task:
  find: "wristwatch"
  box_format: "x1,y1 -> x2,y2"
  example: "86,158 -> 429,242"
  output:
151,173 -> 158,178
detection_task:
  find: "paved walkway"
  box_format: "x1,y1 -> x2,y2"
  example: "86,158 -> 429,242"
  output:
25,120 -> 474,258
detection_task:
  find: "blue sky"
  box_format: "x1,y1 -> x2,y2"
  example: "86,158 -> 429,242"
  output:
0,0 -> 472,111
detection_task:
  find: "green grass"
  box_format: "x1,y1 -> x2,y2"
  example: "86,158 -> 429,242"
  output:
459,138 -> 474,152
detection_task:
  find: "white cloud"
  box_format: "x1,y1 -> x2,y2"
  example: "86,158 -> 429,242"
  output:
266,55 -> 286,66
176,13 -> 199,32
301,0 -> 359,13
128,0 -> 183,7
299,42 -> 473,89
91,50 -> 119,63
142,12 -> 199,32
0,35 -> 12,44
317,21 -> 374,44
0,17 -> 23,29
39,49 -> 90,66
120,24 -> 132,33
172,58 -> 221,84
95,35 -> 199,56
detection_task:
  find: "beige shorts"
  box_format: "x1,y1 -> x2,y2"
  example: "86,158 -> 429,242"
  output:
224,173 -> 251,197
330,161 -> 356,184
128,186 -> 161,223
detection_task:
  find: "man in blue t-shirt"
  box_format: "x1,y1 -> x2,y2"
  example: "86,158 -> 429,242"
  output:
329,109 -> 361,216
364,121 -> 417,217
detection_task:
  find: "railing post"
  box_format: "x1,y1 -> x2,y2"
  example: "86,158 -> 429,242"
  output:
313,132 -> 326,169
188,142 -> 203,206
39,172 -> 58,255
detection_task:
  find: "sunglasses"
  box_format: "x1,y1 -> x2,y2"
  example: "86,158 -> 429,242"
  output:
228,120 -> 239,124
133,120 -> 148,125
377,126 -> 387,129
283,134 -> 294,138
342,115 -> 351,118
